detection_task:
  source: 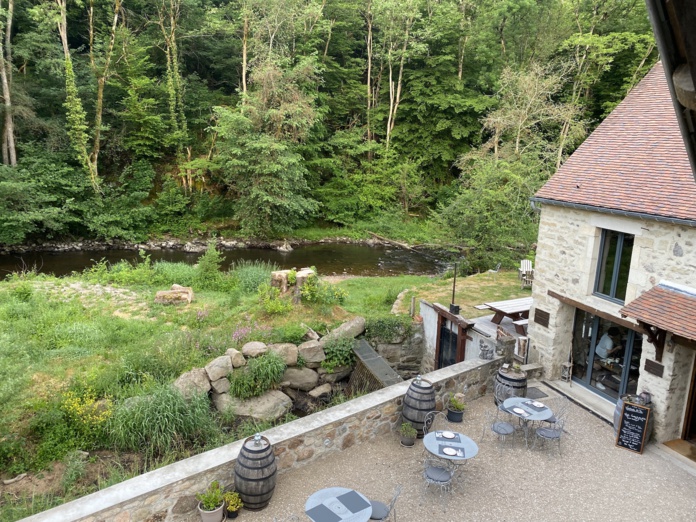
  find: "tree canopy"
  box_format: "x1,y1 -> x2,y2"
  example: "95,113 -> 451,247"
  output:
0,0 -> 656,265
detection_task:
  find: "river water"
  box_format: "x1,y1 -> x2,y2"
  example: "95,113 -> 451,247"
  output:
0,244 -> 448,278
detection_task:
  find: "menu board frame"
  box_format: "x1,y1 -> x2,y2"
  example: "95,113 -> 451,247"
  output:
615,401 -> 650,454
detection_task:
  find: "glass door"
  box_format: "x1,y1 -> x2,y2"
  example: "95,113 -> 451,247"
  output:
571,309 -> 642,401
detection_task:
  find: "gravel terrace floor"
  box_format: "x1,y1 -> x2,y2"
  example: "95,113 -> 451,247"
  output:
190,382 -> 696,522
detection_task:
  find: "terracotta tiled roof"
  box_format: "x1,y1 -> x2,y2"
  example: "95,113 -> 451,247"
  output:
534,62 -> 696,222
620,283 -> 696,341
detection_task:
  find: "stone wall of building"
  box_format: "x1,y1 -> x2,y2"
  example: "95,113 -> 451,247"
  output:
23,358 -> 502,522
528,204 -> 696,441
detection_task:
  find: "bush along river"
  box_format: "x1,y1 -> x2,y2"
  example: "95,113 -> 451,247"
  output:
0,240 -> 449,277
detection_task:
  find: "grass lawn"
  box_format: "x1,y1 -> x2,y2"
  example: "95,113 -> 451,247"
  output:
0,262 -> 528,519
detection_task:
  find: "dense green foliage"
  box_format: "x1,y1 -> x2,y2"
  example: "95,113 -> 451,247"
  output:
0,0 -> 655,267
228,352 -> 287,399
321,336 -> 357,373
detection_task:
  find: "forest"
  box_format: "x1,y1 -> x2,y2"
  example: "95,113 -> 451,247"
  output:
0,0 -> 656,268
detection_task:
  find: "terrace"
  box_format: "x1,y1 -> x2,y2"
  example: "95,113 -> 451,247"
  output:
212,382 -> 696,522
21,363 -> 696,522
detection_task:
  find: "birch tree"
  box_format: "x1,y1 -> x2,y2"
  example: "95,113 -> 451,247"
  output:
0,0 -> 16,166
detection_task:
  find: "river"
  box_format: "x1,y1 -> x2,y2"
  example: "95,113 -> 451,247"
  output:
0,244 -> 449,278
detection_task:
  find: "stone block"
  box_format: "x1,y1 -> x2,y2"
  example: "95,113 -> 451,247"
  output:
226,348 -> 246,367
242,341 -> 267,358
205,355 -> 232,381
268,343 -> 299,366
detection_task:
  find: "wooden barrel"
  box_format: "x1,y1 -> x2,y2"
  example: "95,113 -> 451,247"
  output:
613,394 -> 654,441
402,377 -> 435,438
494,368 -> 527,405
234,435 -> 277,510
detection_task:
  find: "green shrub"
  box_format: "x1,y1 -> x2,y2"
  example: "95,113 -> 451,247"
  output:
321,336 -> 355,373
232,260 -> 279,294
228,352 -> 286,399
257,283 -> 293,315
270,324 -> 306,345
365,316 -> 413,343
11,282 -> 33,302
195,242 -> 231,291
300,274 -> 347,305
196,481 -> 224,511
61,450 -> 87,495
152,261 -> 197,287
107,385 -> 218,457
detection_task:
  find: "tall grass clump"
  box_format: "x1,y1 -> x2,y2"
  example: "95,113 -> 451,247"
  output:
228,351 -> 286,399
152,261 -> 197,287
232,259 -> 279,294
195,241 -> 234,291
82,251 -> 156,286
107,385 -> 218,458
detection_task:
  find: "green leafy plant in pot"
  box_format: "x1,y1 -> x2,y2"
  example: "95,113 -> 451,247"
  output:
196,481 -> 225,522
446,395 -> 466,423
399,421 -> 417,447
223,491 -> 243,519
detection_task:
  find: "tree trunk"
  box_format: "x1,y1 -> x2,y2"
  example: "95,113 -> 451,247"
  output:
0,0 -> 16,166
242,13 -> 248,94
365,0 -> 373,144
88,0 -> 121,183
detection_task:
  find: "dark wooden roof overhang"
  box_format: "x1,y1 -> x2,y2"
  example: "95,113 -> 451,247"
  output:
547,290 -> 647,334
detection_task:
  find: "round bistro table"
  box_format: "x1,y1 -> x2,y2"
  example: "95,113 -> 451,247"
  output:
502,396 -> 554,446
304,486 -> 372,522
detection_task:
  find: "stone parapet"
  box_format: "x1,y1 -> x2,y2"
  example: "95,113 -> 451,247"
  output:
22,357 -> 502,522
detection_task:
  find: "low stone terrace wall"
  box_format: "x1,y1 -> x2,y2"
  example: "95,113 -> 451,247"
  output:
22,357 -> 502,522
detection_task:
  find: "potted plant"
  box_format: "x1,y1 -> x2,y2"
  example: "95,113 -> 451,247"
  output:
399,422 -> 417,447
196,481 -> 225,522
446,395 -> 466,423
223,491 -> 243,519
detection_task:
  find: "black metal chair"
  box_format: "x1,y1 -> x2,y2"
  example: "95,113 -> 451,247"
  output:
369,485 -> 402,521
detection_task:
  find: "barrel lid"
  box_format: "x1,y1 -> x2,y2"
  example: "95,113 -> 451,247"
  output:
243,434 -> 271,449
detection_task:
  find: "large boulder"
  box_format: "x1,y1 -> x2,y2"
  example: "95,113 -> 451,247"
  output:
242,341 -> 267,358
320,316 -> 365,345
298,340 -> 325,368
282,367 -> 319,391
308,383 -> 333,399
210,377 -> 230,394
268,343 -> 298,366
154,284 -> 194,305
317,365 -> 352,384
173,368 -> 211,398
205,355 -> 232,381
225,348 -> 247,368
211,390 -> 293,422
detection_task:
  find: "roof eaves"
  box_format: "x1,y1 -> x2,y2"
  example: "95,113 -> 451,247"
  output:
529,196 -> 696,228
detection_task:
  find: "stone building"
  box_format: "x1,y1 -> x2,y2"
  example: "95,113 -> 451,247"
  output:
526,63 -> 696,445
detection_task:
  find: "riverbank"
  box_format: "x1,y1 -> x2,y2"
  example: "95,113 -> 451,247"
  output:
0,235 -> 385,255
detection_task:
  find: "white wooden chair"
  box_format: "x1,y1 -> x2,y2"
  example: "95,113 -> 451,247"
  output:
519,259 -> 534,288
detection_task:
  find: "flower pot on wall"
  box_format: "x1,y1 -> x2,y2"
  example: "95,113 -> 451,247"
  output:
198,502 -> 224,522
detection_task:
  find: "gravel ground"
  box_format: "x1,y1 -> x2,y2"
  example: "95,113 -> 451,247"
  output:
192,383 -> 696,522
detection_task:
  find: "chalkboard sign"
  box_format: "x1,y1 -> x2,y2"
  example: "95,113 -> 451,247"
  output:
615,401 -> 650,454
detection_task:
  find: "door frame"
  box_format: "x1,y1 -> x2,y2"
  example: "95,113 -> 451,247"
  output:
682,351 -> 696,441
433,304 -> 472,370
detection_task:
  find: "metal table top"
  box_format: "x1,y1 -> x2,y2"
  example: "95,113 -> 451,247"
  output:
423,431 -> 479,460
304,487 -> 372,522
502,396 -> 553,422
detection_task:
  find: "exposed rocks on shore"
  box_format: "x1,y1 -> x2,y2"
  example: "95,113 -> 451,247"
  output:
0,237 -> 387,255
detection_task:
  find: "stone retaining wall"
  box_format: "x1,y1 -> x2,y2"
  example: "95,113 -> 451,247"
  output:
22,357 -> 502,522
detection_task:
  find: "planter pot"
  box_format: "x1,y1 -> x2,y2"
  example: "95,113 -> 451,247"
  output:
446,408 -> 464,423
197,502 -> 224,522
226,509 -> 240,519
400,435 -> 416,447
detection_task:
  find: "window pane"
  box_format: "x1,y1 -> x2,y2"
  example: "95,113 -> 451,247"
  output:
614,234 -> 634,301
597,231 -> 619,296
